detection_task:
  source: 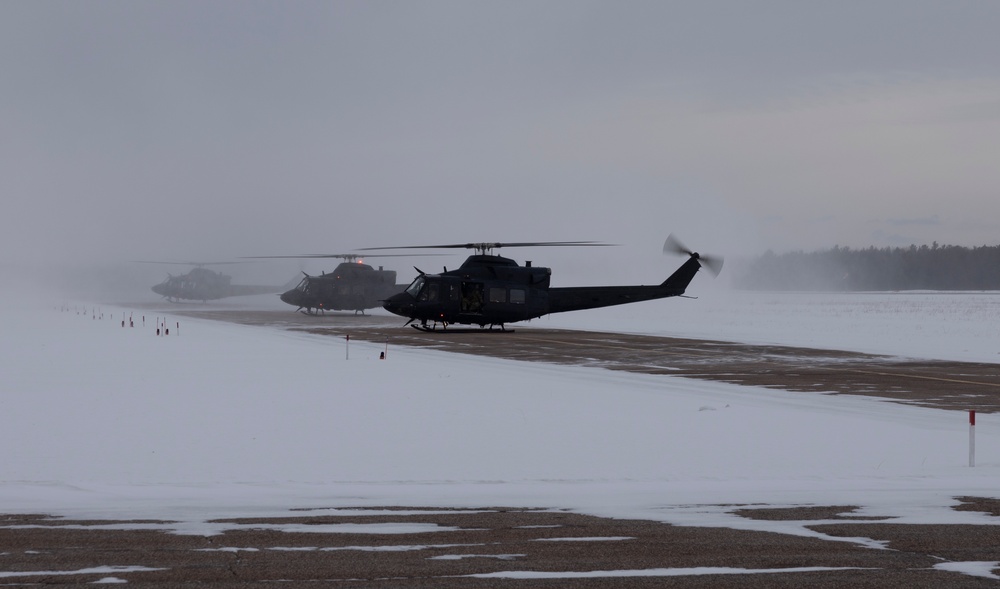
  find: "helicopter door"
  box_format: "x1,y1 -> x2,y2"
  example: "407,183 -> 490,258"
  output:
460,281 -> 485,313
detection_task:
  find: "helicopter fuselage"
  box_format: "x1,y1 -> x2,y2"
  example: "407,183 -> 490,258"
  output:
382,253 -> 704,329
279,261 -> 402,313
386,255 -> 551,326
152,267 -> 234,301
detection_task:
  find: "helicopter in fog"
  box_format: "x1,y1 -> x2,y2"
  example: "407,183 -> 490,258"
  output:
241,254 -> 427,315
359,235 -> 723,332
136,262 -> 284,302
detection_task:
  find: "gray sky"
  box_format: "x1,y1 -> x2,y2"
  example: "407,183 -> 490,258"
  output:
4,1 -> 1000,287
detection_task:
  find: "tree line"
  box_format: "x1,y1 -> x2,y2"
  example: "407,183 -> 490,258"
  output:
733,243 -> 1000,291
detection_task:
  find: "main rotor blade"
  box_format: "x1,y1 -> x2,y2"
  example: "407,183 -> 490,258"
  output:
132,260 -> 245,266
358,241 -> 615,252
242,254 -> 445,260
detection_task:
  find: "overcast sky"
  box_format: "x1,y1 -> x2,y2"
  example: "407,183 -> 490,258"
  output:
4,1 -> 1000,286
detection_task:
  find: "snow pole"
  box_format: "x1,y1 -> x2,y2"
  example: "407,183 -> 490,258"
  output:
970,410 -> 976,467
345,333 -> 350,360
383,337 -> 388,360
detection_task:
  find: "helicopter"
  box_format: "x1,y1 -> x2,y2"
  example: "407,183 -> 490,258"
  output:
359,235 -> 723,332
136,262 -> 285,302
241,254 -> 423,315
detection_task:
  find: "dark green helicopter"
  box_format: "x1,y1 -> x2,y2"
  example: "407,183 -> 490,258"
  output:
136,262 -> 284,302
359,235 -> 723,332
241,254 -> 424,315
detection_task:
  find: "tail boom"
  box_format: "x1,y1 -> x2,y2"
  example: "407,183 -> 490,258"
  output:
546,256 -> 702,315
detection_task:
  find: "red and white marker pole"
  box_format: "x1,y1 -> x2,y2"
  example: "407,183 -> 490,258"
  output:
969,410 -> 976,467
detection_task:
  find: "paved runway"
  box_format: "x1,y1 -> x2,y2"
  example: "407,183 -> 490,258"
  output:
175,309 -> 1000,413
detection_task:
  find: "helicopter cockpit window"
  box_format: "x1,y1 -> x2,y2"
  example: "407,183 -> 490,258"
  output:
405,276 -> 425,298
419,282 -> 440,302
509,288 -> 526,304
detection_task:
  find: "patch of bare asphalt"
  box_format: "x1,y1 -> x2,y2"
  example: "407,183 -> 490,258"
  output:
731,505 -> 891,521
166,308 -> 1000,413
953,496 -> 1000,518
2,505 -> 999,587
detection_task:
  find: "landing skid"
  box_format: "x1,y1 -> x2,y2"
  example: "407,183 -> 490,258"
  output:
298,308 -> 371,317
411,323 -> 514,333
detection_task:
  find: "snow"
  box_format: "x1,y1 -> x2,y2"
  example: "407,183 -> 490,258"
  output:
934,561 -> 1000,580
466,566 -> 867,579
0,566 -> 164,579
2,285 -> 1000,576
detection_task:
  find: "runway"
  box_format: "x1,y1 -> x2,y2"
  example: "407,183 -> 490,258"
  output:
173,308 -> 1000,413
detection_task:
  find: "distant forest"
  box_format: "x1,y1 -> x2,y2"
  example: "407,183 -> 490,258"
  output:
733,243 -> 1000,291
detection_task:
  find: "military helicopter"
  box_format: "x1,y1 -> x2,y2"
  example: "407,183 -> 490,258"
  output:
359,235 -> 723,332
241,254 -> 423,315
136,262 -> 284,302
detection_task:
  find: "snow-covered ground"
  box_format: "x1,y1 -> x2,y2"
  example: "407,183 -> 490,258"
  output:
2,285 -> 1000,564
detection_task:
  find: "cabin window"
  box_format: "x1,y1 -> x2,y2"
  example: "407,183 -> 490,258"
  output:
489,287 -> 506,303
509,288 -> 526,304
461,282 -> 485,312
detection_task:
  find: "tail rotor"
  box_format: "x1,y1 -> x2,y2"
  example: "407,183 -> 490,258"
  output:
663,234 -> 724,277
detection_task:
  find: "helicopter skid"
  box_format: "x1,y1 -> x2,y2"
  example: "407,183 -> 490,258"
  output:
411,324 -> 514,334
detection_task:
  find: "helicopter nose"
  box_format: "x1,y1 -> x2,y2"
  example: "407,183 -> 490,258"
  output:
382,293 -> 414,317
152,284 -> 166,296
279,289 -> 299,306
